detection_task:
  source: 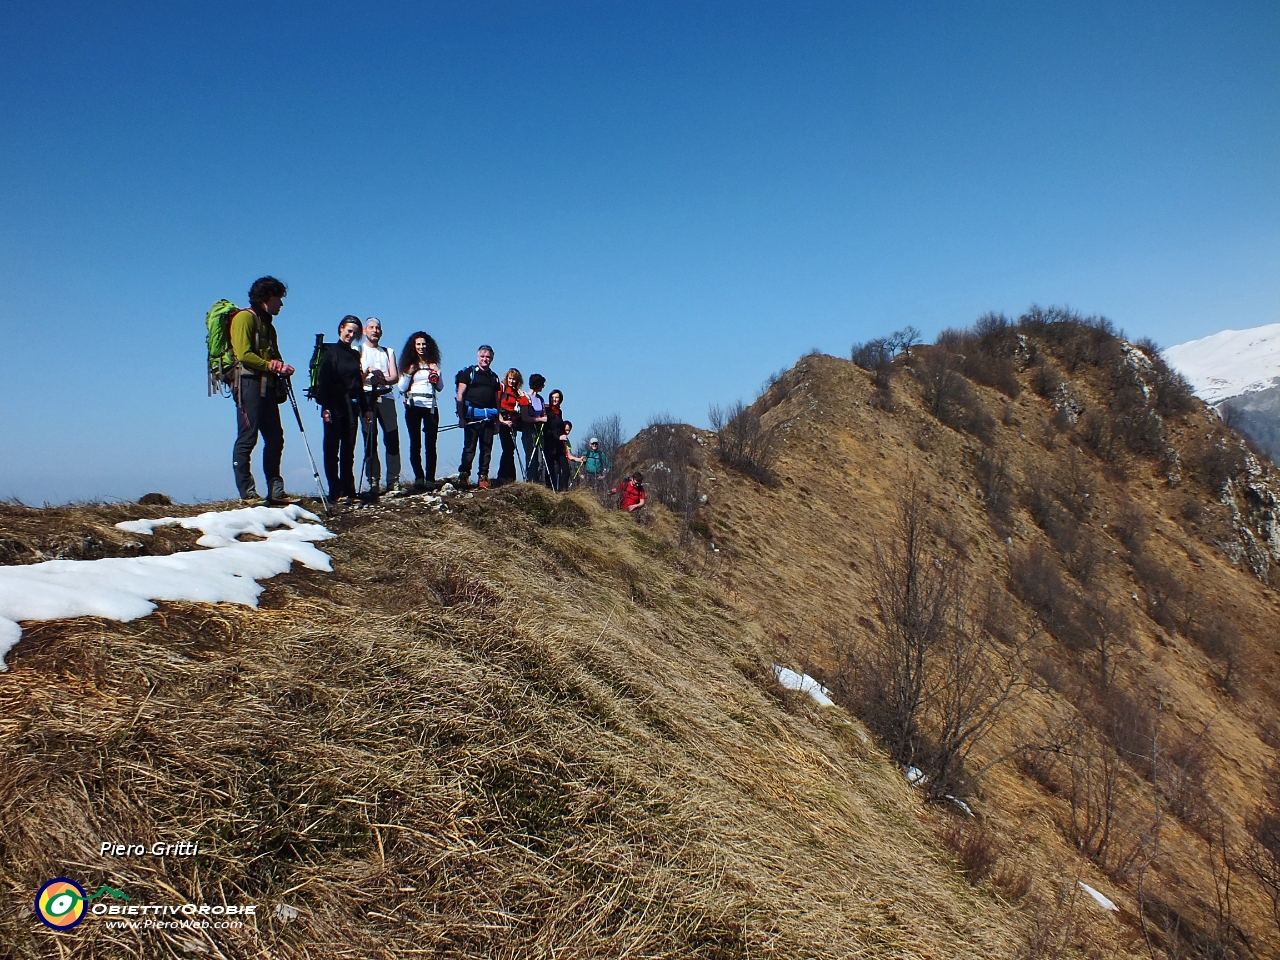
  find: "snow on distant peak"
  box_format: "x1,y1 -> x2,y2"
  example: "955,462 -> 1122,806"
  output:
772,665 -> 835,707
1163,323 -> 1280,405
0,505 -> 334,670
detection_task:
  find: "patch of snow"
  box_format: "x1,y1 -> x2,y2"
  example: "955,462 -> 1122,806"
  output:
0,506 -> 333,670
273,903 -> 301,922
1165,323 -> 1280,404
1078,881 -> 1118,912
905,766 -> 928,786
772,665 -> 834,707
945,795 -> 973,816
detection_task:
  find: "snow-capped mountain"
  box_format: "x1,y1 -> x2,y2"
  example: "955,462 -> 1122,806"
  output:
1163,323 -> 1280,405
1165,322 -> 1280,464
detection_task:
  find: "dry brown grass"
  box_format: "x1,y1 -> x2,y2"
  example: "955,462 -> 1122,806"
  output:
1,486 -> 1030,958
664,346 -> 1280,958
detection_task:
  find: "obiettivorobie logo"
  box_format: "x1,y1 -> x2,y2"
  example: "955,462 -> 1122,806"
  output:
34,877 -> 258,933
35,879 -> 129,930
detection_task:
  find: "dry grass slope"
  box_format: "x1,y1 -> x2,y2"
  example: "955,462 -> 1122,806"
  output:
654,320 -> 1280,959
2,488 -> 1028,959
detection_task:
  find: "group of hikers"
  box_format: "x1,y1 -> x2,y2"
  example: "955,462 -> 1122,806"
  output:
222,277 -> 646,512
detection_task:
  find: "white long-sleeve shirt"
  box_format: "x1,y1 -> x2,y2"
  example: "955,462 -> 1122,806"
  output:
399,367 -> 438,409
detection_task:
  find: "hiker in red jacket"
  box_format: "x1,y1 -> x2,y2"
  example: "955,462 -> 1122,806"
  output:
614,473 -> 646,513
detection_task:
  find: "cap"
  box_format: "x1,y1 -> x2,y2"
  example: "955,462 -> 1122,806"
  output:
589,437 -> 599,444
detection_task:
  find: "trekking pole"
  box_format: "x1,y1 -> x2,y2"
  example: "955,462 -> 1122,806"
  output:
285,377 -> 331,516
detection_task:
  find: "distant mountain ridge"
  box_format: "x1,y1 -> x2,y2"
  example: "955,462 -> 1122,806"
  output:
1166,321 -> 1280,464
1164,322 -> 1280,404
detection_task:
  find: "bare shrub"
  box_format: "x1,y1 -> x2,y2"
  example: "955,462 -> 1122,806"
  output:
1060,719 -> 1153,877
635,422 -> 702,534
852,338 -> 892,371
1009,544 -> 1083,648
1032,357 -> 1065,399
1078,591 -> 1126,688
1133,554 -> 1185,633
1244,762 -> 1280,938
1086,684 -> 1159,782
1064,530 -> 1105,588
1080,410 -> 1119,465
921,347 -> 997,444
921,348 -> 967,420
838,485 -> 1024,798
1194,616 -> 1242,690
1159,722 -> 1211,824
708,400 -> 780,485
1188,435 -> 1248,496
1180,496 -> 1204,525
1136,340 -> 1198,418
889,325 -> 922,358
1013,878 -> 1086,960
975,448 -> 1014,526
944,823 -> 999,883
1057,450 -> 1096,521
1113,501 -> 1149,554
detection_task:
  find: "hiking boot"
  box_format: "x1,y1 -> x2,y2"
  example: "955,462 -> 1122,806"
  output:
239,493 -> 265,505
268,491 -> 300,505
477,479 -> 491,490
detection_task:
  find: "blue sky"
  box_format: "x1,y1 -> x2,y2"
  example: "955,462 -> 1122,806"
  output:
2,1 -> 1277,503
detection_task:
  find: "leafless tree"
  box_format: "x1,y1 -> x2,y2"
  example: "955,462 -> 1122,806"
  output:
890,325 -> 922,358
841,483 -> 1024,797
709,399 -> 780,484
1244,763 -> 1280,938
921,348 -> 966,420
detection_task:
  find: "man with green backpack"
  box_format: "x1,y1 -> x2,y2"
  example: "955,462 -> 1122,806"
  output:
226,276 -> 296,504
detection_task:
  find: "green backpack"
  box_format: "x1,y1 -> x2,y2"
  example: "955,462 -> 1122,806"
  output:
205,299 -> 241,396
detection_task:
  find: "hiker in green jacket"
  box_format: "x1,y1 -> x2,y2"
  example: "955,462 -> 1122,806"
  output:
230,276 -> 297,504
581,437 -> 611,490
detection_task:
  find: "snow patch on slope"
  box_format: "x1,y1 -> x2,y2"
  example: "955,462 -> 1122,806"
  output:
0,505 -> 333,670
773,665 -> 835,707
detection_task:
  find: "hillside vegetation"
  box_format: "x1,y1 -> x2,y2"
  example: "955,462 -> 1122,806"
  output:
4,308 -> 1280,959
620,308 -> 1280,959
2,486 -> 1028,959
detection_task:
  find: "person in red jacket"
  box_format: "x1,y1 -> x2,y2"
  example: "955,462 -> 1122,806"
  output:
614,473 -> 646,513
495,368 -> 523,485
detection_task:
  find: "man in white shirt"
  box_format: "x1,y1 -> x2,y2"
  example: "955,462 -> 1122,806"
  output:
359,317 -> 402,495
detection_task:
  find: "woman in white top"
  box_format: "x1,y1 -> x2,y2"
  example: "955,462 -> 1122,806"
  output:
398,331 -> 442,487
360,317 -> 401,494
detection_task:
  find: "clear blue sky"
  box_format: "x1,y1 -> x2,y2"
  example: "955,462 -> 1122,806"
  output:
2,1 -> 1277,503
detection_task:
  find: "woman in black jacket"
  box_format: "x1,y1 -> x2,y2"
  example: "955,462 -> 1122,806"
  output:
317,316 -> 370,503
542,389 -> 568,491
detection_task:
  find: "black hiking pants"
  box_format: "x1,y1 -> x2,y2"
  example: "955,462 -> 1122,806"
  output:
323,400 -> 359,499
405,405 -> 439,483
497,421 -> 518,482
362,395 -> 401,487
521,427 -> 543,484
459,418 -> 496,483
233,374 -> 284,499
546,449 -> 569,492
